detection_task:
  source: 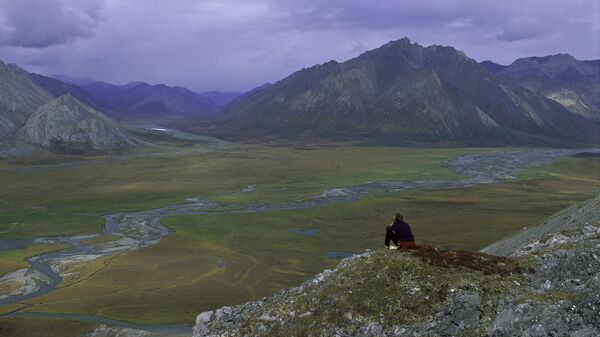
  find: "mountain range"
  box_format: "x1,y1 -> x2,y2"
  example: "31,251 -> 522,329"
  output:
0,60 -> 252,156
80,81 -> 240,119
481,54 -> 600,121
0,61 -> 135,155
191,38 -> 599,146
1,37 -> 599,154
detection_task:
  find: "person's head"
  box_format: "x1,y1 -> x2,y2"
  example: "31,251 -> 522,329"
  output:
393,213 -> 403,224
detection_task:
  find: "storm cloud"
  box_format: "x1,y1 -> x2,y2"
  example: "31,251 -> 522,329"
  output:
0,0 -> 597,91
0,0 -> 105,48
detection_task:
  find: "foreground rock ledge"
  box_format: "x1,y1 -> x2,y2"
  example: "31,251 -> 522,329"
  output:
193,194 -> 600,337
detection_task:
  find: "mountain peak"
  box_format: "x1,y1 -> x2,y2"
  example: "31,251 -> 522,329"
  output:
51,74 -> 97,86
121,81 -> 148,89
363,38 -> 472,65
385,37 -> 412,47
18,93 -> 134,154
207,38 -> 598,146
502,53 -> 594,79
57,92 -> 75,101
45,94 -> 108,118
480,60 -> 507,74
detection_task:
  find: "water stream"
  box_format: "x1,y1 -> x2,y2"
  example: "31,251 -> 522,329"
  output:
0,145 -> 598,332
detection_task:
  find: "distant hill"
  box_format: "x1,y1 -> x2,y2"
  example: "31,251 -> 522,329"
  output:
81,81 -> 240,119
51,74 -> 97,87
194,38 -> 599,146
199,91 -> 242,108
29,73 -> 109,112
480,60 -> 506,74
0,60 -> 136,155
482,54 -> 600,120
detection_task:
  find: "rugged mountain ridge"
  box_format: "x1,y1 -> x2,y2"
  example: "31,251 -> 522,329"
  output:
0,61 -> 136,155
82,81 -> 240,119
189,193 -> 600,337
17,94 -> 135,154
200,38 -> 599,146
29,73 -> 109,112
0,61 -> 54,150
482,54 -> 600,120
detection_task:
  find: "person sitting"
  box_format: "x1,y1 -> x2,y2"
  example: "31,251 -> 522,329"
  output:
384,213 -> 416,249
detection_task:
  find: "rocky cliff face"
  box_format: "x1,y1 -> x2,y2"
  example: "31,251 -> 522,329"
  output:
17,94 -> 135,154
192,194 -> 600,337
202,38 -> 599,146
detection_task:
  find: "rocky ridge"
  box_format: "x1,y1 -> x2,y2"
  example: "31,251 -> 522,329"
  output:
0,60 -> 139,155
483,54 -> 600,121
191,193 -> 600,337
17,94 -> 135,154
81,81 -> 240,119
0,60 -> 53,150
200,38 -> 599,146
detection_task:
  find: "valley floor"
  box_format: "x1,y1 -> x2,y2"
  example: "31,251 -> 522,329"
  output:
0,129 -> 599,336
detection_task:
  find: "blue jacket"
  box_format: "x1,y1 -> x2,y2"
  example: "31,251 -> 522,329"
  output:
387,221 -> 414,241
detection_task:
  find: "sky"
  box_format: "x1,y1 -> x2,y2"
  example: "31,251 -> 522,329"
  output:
0,0 -> 598,92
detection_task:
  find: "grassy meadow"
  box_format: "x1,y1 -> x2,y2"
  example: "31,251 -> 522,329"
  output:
0,138 -> 599,326
0,143 -> 483,240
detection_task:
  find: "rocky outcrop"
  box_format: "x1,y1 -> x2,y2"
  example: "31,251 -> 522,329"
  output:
17,94 -> 135,154
192,193 -> 600,337
486,223 -> 600,336
482,193 -> 600,256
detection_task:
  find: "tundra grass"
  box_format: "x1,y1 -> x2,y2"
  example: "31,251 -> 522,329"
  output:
17,157 -> 600,324
0,144 -> 484,239
0,317 -> 93,337
0,243 -> 71,275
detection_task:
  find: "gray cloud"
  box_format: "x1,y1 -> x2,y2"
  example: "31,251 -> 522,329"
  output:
0,0 -> 105,48
0,0 -> 596,91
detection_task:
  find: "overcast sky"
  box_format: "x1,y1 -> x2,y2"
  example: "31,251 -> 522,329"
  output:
0,0 -> 598,92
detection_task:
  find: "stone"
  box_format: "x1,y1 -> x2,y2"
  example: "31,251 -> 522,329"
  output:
258,313 -> 277,321
196,310 -> 214,325
356,322 -> 384,337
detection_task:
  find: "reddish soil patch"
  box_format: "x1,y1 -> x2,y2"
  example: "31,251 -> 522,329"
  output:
407,245 -> 527,276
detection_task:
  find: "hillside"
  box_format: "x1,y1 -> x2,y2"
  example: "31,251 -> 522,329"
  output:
0,61 -> 54,150
17,94 -> 135,154
189,193 -> 600,337
195,38 -> 599,146
483,55 -> 600,120
0,60 -> 138,155
28,73 -> 109,113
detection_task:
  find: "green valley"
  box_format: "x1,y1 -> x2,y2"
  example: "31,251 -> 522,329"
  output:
0,135 -> 598,329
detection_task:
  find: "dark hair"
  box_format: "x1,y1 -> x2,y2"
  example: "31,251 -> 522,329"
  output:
393,213 -> 403,224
